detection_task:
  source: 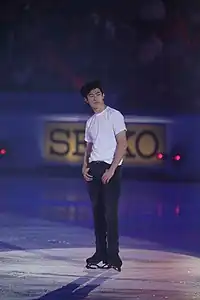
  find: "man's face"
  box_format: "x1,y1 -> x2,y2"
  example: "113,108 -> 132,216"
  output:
85,88 -> 105,110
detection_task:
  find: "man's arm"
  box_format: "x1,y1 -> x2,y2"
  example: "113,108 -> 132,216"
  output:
109,130 -> 127,173
102,111 -> 127,184
83,119 -> 92,173
110,110 -> 127,172
102,130 -> 127,184
82,142 -> 93,181
82,142 -> 92,172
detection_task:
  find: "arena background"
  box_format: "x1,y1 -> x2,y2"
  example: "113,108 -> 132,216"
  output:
0,93 -> 199,182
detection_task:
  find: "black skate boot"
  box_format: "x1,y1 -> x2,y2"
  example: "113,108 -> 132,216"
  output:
86,252 -> 107,269
107,254 -> 122,272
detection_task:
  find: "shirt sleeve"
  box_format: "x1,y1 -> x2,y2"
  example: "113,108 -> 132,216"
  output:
112,111 -> 127,135
84,121 -> 92,143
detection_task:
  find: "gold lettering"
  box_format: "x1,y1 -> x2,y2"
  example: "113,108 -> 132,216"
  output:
44,122 -> 165,165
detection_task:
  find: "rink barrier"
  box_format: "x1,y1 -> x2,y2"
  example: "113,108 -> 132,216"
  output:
0,114 -> 199,180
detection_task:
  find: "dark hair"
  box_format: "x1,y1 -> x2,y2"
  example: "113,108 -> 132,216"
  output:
80,80 -> 104,98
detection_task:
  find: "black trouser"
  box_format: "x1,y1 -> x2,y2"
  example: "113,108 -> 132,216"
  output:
87,161 -> 121,258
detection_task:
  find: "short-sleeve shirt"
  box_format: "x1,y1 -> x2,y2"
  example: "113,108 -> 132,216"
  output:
84,106 -> 126,165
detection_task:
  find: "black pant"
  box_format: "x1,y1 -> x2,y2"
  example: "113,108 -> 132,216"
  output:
87,161 -> 121,258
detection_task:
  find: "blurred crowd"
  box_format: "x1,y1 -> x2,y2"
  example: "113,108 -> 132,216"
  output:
1,0 -> 200,113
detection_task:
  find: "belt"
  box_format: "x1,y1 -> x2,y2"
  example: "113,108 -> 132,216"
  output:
90,161 -> 111,166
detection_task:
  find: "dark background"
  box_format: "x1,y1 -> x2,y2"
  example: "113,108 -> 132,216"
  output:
1,0 -> 200,114
0,0 -> 199,269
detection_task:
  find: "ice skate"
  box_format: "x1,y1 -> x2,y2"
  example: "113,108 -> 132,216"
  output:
85,252 -> 107,269
106,254 -> 122,272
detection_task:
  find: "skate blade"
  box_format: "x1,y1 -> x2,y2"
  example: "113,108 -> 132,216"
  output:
105,264 -> 121,272
113,266 -> 121,272
86,264 -> 98,269
97,263 -> 109,269
98,264 -> 121,272
86,262 -> 108,270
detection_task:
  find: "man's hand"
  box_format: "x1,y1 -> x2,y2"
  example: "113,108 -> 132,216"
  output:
82,167 -> 93,182
102,168 -> 115,184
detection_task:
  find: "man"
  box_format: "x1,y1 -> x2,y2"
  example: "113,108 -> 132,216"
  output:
80,80 -> 127,272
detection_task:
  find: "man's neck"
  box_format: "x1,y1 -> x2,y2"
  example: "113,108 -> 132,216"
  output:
93,104 -> 107,114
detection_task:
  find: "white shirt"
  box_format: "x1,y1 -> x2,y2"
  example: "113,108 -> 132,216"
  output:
84,106 -> 126,165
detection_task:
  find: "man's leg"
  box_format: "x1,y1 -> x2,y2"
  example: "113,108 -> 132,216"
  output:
88,178 -> 107,259
102,167 -> 121,263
